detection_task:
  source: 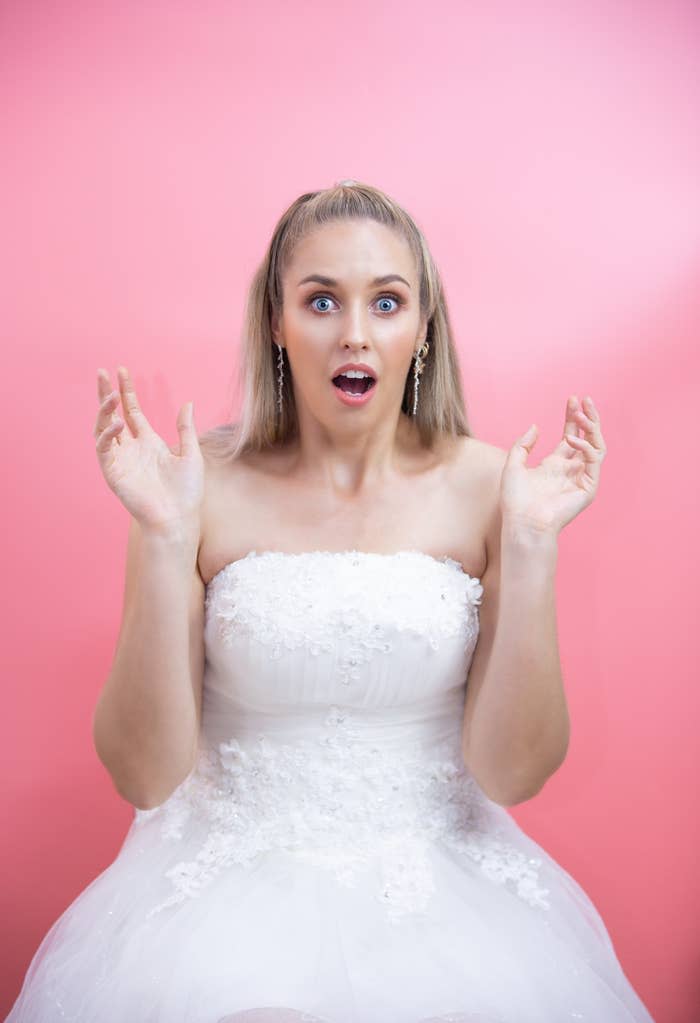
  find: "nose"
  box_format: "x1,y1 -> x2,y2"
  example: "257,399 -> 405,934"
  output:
342,337 -> 368,353
339,301 -> 371,349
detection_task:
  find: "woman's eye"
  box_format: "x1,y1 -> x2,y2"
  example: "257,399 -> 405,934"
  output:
308,293 -> 403,314
376,295 -> 401,312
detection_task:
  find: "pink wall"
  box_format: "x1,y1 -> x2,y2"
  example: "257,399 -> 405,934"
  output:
2,1 -> 698,1018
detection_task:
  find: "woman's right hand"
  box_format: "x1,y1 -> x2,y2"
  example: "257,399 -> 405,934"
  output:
94,366 -> 204,538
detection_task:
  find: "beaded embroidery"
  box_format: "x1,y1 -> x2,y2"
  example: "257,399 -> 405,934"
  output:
205,550 -> 484,685
140,704 -> 550,923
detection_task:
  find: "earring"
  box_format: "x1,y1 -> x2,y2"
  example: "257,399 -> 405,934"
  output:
276,343 -> 284,414
412,342 -> 430,415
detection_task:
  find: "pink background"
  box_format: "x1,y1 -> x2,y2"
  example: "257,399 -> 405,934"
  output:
2,0 -> 699,1018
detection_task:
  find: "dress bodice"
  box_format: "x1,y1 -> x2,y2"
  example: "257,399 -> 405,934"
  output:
200,548 -> 485,750
135,550 -> 552,924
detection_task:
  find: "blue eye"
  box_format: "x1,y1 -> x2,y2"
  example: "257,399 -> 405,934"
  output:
308,293 -> 404,314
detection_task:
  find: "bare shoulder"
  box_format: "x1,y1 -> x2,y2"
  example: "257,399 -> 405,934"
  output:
193,422 -> 291,582
455,433 -> 508,474
452,434 -> 508,568
197,423 -> 291,496
196,421 -> 232,502
194,423 -> 244,576
450,434 -> 507,505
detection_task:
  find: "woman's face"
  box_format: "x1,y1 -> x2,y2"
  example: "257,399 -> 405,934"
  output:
272,218 -> 427,430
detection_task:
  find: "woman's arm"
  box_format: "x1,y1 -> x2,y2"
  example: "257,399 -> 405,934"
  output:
462,502 -> 569,807
92,518 -> 205,810
462,396 -> 604,806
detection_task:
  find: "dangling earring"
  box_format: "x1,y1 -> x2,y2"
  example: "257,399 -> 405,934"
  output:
276,343 -> 284,414
412,342 -> 430,415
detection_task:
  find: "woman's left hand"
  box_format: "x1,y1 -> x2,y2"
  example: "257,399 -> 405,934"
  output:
500,395 -> 607,537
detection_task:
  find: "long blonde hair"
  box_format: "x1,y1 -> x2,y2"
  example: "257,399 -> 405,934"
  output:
201,180 -> 473,461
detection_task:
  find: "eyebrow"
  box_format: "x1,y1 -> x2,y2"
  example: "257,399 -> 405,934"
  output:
297,273 -> 411,289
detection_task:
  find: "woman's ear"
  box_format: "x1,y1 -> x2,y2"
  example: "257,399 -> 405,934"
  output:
418,314 -> 428,347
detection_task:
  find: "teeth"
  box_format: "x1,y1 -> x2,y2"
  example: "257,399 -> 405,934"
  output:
339,370 -> 370,379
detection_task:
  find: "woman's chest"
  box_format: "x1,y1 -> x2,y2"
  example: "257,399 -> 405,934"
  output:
199,443 -> 490,587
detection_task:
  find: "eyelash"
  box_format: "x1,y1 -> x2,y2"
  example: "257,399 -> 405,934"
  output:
307,292 -> 405,314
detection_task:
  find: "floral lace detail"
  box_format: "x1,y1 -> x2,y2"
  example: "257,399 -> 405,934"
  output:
205,550 -> 484,686
139,706 -> 550,923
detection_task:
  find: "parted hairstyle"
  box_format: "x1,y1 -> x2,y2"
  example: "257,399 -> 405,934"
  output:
201,179 -> 473,462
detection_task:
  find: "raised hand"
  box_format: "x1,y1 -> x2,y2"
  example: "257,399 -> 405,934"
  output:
93,366 -> 204,538
499,395 -> 607,537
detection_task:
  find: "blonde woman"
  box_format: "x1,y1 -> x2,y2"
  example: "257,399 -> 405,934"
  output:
8,181 -> 655,1022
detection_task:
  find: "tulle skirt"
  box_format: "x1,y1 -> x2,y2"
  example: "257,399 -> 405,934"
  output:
7,797 -> 655,1023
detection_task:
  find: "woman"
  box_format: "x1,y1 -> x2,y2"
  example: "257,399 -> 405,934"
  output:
7,181 -> 655,1022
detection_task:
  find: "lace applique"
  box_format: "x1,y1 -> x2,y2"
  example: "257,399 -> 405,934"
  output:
205,550 -> 483,686
139,706 -> 550,923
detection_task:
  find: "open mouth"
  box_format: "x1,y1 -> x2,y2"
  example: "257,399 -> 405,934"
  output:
332,375 -> 377,395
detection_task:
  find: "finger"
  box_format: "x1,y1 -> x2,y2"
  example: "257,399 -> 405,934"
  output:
573,396 -> 606,455
176,400 -> 200,458
519,423 -> 538,447
583,394 -> 599,419
506,423 -> 538,470
97,368 -> 112,402
581,395 -> 606,453
94,369 -> 123,444
562,395 -> 580,440
117,365 -> 149,438
560,433 -> 597,488
560,427 -> 597,482
554,436 -> 578,460
95,418 -> 125,455
92,389 -> 122,439
563,446 -> 586,473
564,433 -> 602,483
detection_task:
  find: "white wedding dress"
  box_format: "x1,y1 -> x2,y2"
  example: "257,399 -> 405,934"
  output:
7,549 -> 656,1022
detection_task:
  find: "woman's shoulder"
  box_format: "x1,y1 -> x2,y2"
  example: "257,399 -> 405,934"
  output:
196,420 -> 292,509
197,421 -> 241,465
194,423 -> 239,516
452,434 -> 508,543
453,433 -> 508,487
